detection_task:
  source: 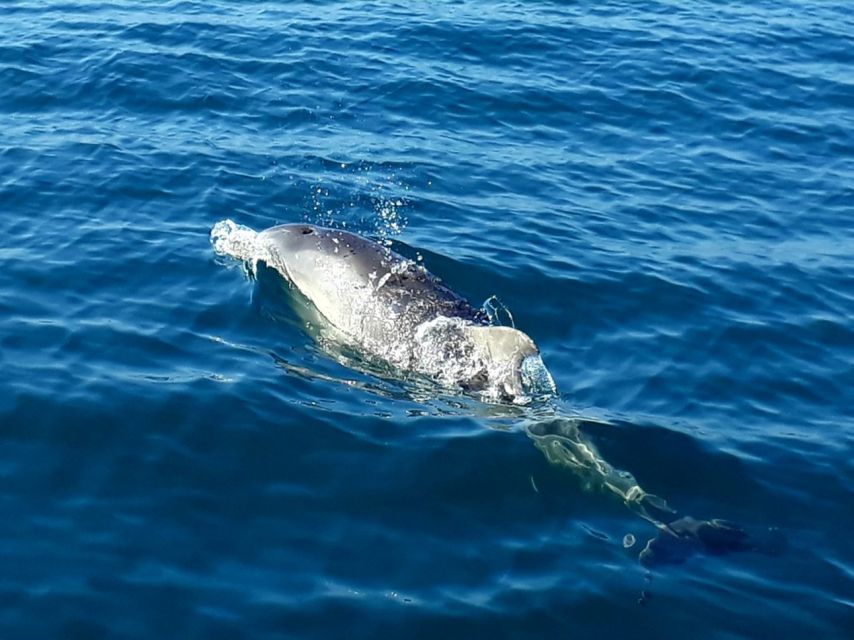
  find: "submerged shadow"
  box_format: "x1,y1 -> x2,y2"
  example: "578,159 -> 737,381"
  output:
525,416 -> 786,568
242,255 -> 786,570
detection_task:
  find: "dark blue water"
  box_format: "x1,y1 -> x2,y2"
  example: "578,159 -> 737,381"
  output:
2,1 -> 853,637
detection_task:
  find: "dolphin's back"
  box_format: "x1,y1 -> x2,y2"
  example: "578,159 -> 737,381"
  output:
258,224 -> 485,359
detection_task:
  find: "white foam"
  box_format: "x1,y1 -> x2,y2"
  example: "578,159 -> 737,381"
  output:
210,219 -> 270,265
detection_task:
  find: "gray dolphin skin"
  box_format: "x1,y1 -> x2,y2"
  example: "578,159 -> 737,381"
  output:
213,220 -> 781,568
247,223 -> 550,401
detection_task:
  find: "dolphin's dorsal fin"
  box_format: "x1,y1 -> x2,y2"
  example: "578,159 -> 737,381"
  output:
462,326 -> 539,399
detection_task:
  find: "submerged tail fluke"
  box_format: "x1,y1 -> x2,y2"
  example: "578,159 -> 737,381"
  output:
525,418 -> 785,567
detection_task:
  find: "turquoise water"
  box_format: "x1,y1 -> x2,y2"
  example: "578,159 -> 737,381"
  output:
2,1 -> 853,637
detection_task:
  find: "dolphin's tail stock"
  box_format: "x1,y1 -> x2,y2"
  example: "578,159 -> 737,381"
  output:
211,219 -> 269,266
525,418 -> 786,567
460,326 -> 557,402
526,418 -> 676,523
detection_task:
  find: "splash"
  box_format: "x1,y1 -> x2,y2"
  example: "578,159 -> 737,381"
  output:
482,295 -> 515,328
412,317 -> 554,405
373,193 -> 407,242
304,162 -> 409,242
210,219 -> 270,266
413,317 -> 487,391
520,354 -> 557,397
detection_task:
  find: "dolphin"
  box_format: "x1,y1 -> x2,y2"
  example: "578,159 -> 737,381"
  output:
213,220 -> 783,568
211,220 -> 554,402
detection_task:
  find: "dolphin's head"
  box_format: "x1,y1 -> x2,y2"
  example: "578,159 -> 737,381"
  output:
259,224 -> 320,268
259,223 -> 392,286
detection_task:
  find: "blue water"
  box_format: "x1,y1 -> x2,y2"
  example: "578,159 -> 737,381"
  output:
2,1 -> 853,637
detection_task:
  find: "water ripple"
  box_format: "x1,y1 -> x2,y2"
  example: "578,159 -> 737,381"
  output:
1,0 -> 852,637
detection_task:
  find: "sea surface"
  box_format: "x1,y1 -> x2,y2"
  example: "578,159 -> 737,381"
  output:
1,1 -> 852,638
